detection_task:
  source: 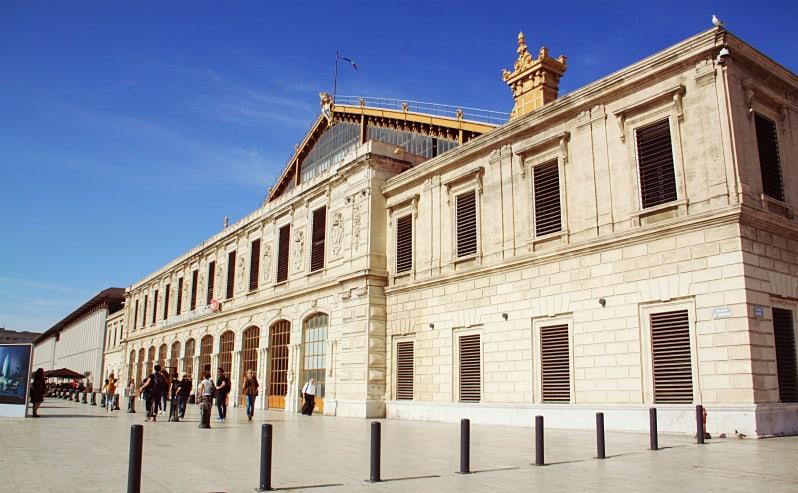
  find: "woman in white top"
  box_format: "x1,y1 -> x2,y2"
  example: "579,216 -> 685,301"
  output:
197,371 -> 214,429
301,379 -> 316,415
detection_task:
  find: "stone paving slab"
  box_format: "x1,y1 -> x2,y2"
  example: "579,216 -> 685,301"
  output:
1,399 -> 796,492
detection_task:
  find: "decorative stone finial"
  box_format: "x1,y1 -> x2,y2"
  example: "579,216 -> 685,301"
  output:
502,32 -> 567,119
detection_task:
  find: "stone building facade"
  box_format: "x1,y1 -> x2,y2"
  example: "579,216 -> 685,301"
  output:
116,27 -> 797,436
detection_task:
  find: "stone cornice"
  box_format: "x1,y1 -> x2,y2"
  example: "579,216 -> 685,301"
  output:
382,28 -> 725,197
385,206 -> 744,295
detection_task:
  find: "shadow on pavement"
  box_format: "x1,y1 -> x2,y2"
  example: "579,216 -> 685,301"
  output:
276,483 -> 345,490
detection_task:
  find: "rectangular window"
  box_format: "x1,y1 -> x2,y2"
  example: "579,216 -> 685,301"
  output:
190,270 -> 198,311
206,261 -> 215,305
142,295 -> 148,329
163,284 -> 170,320
650,310 -> 693,403
310,206 -> 326,272
176,277 -> 183,315
249,239 -> 260,291
459,333 -> 481,402
455,190 -> 478,258
396,341 -> 414,400
113,324 -> 117,347
755,113 -> 785,202
276,224 -> 291,283
533,160 -> 562,236
540,324 -> 570,402
133,300 -> 139,330
226,250 -> 236,299
396,214 -> 413,274
773,308 -> 797,403
636,118 -> 677,209
152,290 -> 158,324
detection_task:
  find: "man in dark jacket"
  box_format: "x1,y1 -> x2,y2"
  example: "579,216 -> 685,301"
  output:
139,364 -> 164,422
215,368 -> 230,422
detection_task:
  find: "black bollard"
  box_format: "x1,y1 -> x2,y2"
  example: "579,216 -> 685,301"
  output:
696,405 -> 705,444
458,418 -> 471,474
596,412 -> 606,459
534,415 -> 544,466
127,425 -> 143,493
258,424 -> 273,491
368,421 -> 382,482
649,408 -> 659,451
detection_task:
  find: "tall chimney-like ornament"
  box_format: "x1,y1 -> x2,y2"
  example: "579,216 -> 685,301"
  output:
502,32 -> 567,120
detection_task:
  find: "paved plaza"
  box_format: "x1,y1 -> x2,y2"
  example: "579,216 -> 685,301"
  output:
1,399 -> 797,493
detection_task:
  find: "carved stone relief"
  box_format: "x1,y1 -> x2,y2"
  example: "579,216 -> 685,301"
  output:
293,229 -> 305,272
352,198 -> 362,253
331,211 -> 344,256
262,244 -> 272,282
236,256 -> 246,291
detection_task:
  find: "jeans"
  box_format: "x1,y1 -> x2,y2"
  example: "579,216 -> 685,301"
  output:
161,393 -> 167,412
105,393 -> 114,410
216,394 -> 227,419
246,394 -> 255,417
128,396 -> 136,412
177,395 -> 187,418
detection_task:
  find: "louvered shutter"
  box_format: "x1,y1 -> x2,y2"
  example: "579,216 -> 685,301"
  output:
773,308 -> 797,403
754,114 -> 784,202
650,310 -> 693,403
396,341 -> 414,400
456,191 -> 478,258
540,324 -> 570,402
636,119 -> 677,209
459,334 -> 481,402
533,160 -> 562,236
249,240 -> 260,291
226,251 -> 236,299
396,214 -> 413,273
206,261 -> 215,305
190,270 -> 198,311
152,290 -> 158,324
133,300 -> 139,329
311,207 -> 326,272
176,277 -> 183,315
276,225 -> 290,282
163,284 -> 170,320
142,295 -> 147,328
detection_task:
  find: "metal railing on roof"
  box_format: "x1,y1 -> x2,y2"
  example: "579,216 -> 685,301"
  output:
334,95 -> 509,125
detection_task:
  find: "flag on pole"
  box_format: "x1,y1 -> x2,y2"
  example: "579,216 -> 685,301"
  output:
338,53 -> 358,70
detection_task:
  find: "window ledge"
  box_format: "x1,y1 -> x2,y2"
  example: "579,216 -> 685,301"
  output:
453,253 -> 480,265
528,230 -> 567,247
273,280 -> 288,288
761,194 -> 794,219
631,199 -> 688,219
392,271 -> 413,284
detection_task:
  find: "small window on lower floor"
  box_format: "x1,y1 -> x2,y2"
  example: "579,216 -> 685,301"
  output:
540,324 -> 570,402
395,341 -> 414,400
459,333 -> 481,402
650,310 -> 693,403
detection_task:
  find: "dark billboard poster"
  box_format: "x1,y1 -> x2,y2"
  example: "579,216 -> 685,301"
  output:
0,344 -> 33,405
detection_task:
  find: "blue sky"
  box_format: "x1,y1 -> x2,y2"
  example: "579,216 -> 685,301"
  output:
1,1 -> 796,332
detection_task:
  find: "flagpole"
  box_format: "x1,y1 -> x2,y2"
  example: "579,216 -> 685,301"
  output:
333,51 -> 339,104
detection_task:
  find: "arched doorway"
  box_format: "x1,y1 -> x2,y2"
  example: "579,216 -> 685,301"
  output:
268,320 -> 290,409
169,341 -> 181,376
146,346 -> 155,378
240,326 -> 260,406
183,339 -> 196,380
157,344 -> 167,369
199,335 -> 213,376
137,348 -> 145,387
302,313 -> 328,413
218,331 -> 234,376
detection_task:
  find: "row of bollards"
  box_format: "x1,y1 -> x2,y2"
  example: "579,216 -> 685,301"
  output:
125,405 -> 708,492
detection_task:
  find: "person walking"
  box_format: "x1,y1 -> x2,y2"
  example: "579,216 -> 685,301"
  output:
214,368 -> 230,422
107,373 -> 117,411
139,364 -> 164,422
241,369 -> 259,421
127,380 -> 137,413
159,369 -> 170,416
301,378 -> 316,415
177,374 -> 192,419
101,379 -> 110,409
168,373 -> 180,422
30,368 -> 46,417
197,371 -> 214,429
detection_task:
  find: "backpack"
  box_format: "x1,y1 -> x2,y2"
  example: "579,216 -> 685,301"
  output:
151,372 -> 165,395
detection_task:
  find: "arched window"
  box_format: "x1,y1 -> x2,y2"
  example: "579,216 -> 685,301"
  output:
170,341 -> 181,375
241,326 -> 259,376
146,346 -> 156,376
268,321 -> 291,409
137,348 -> 145,387
200,335 -> 213,376
183,339 -> 196,378
302,313 -> 328,410
218,331 -> 234,376
157,344 -> 167,369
